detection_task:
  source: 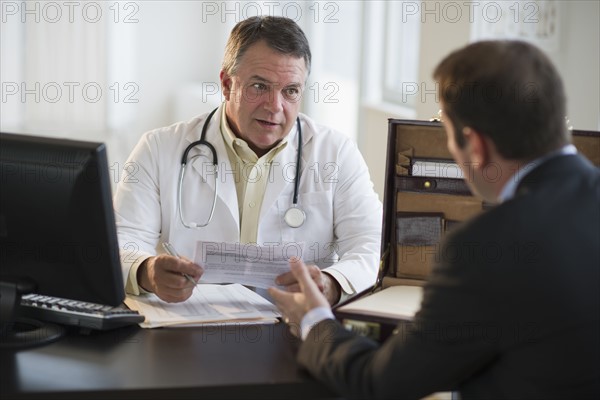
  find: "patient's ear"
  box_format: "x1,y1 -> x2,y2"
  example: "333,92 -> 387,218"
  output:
463,127 -> 489,169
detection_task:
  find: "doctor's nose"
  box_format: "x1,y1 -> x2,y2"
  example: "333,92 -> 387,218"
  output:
263,90 -> 284,114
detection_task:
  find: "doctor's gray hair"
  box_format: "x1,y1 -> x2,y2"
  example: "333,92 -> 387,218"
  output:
221,16 -> 311,77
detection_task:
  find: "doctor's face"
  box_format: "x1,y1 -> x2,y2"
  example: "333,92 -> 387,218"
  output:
220,40 -> 307,157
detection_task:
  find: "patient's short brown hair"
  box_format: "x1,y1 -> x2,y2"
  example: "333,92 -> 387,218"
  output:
434,40 -> 569,161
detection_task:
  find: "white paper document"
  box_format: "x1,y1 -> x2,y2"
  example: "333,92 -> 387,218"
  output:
336,285 -> 424,321
194,242 -> 303,289
124,283 -> 281,328
412,160 -> 464,179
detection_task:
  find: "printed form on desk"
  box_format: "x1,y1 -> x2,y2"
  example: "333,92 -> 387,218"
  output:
125,284 -> 281,328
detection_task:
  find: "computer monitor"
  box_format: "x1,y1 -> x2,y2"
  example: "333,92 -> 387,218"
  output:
0,132 -> 125,348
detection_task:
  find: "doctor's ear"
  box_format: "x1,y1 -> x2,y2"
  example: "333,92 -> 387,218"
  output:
220,70 -> 232,100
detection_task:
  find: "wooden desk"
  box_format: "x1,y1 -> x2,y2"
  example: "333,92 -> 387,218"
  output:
0,323 -> 337,399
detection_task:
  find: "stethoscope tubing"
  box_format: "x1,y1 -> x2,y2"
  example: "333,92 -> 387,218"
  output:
178,108 -> 304,229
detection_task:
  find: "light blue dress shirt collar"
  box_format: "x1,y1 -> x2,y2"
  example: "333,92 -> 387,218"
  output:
498,144 -> 577,203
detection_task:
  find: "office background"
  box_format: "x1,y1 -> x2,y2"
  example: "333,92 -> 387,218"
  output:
1,0 -> 599,199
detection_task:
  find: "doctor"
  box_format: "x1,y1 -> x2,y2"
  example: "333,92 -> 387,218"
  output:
114,16 -> 382,305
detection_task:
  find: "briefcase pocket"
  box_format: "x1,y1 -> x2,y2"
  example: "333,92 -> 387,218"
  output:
396,244 -> 438,279
393,191 -> 482,280
396,191 -> 482,221
395,212 -> 443,279
396,212 -> 444,246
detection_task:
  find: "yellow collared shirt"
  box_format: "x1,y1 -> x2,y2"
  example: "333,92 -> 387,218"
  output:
220,105 -> 288,244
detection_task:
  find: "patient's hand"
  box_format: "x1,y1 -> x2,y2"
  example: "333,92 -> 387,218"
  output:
268,258 -> 331,337
275,263 -> 341,305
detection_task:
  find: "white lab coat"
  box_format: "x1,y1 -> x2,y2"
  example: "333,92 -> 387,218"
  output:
114,104 -> 382,297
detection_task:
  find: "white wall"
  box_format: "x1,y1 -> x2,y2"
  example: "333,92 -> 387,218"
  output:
110,2 -> 232,168
557,1 -> 600,131
0,1 -> 232,179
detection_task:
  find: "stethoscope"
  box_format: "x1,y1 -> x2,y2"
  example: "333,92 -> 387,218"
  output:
178,107 -> 306,229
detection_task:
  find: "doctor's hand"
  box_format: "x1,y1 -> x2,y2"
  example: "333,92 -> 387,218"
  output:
137,255 -> 204,303
268,258 -> 331,337
274,261 -> 341,305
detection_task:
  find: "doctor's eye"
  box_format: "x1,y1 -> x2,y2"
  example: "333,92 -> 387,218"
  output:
251,83 -> 268,92
283,87 -> 302,102
245,83 -> 268,102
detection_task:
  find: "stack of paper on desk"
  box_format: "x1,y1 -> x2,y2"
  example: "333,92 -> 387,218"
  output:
336,285 -> 423,321
124,283 -> 281,328
333,286 -> 424,342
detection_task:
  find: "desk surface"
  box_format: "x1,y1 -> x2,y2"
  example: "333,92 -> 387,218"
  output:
1,323 -> 336,399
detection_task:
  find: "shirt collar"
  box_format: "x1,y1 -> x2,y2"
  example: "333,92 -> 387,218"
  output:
498,144 -> 577,202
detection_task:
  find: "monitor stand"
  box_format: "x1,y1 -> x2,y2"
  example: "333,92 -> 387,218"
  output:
0,280 -> 65,350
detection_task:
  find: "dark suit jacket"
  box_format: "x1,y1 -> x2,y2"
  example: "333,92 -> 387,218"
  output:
298,154 -> 600,399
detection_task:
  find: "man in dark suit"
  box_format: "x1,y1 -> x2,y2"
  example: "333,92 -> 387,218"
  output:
268,40 -> 600,399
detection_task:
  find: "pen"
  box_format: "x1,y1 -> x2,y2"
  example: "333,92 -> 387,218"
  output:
162,242 -> 197,285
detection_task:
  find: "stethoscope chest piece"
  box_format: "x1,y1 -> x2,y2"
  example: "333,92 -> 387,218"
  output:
284,205 -> 306,228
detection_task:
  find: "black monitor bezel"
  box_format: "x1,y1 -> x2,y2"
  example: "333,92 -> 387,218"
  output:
0,132 -> 125,308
